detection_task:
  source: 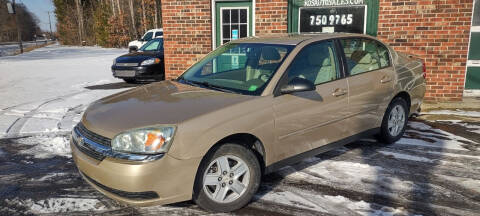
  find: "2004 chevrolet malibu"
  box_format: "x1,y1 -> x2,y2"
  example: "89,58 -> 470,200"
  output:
71,33 -> 426,212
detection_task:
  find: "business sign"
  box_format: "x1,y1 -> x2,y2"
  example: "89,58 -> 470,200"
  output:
304,0 -> 364,7
299,5 -> 366,33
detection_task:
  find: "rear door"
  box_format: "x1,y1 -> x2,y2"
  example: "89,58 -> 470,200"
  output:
339,38 -> 394,135
273,40 -> 349,161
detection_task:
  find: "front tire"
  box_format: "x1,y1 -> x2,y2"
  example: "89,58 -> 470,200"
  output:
193,144 -> 261,212
378,97 -> 409,144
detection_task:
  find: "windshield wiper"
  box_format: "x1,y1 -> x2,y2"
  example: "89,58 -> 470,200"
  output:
178,78 -> 236,94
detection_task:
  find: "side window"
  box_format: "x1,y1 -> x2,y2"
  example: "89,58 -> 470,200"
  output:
377,43 -> 391,68
154,31 -> 163,38
287,41 -> 340,85
340,38 -> 381,75
143,41 -> 160,51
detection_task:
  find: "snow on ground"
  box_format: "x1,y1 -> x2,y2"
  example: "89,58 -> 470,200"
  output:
422,109 -> 480,118
1,44 -> 480,215
0,44 -> 129,138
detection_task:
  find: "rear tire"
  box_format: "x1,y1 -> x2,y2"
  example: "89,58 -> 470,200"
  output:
193,144 -> 261,212
123,78 -> 136,84
378,97 -> 409,144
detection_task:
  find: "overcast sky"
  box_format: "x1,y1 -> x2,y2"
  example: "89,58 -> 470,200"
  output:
17,0 -> 57,32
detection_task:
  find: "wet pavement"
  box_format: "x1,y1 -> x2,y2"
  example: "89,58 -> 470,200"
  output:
0,118 -> 479,216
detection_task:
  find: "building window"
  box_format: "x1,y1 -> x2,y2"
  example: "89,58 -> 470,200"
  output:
221,8 -> 248,45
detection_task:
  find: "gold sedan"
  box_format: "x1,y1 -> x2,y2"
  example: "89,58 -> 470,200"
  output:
71,33 -> 426,212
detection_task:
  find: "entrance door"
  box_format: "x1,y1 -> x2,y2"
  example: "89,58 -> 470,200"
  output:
465,0 -> 480,96
215,2 -> 253,48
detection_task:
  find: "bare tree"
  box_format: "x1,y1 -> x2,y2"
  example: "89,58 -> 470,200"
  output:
75,0 -> 84,44
116,0 -> 122,15
154,0 -> 158,28
141,0 -> 147,33
110,0 -> 116,16
128,0 -> 137,37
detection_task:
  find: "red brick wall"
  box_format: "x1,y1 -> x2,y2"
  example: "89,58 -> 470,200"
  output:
255,0 -> 288,35
161,0 -> 212,80
162,0 -> 290,80
377,0 -> 473,101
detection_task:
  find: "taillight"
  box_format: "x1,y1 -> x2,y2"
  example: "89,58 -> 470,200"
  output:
422,62 -> 426,79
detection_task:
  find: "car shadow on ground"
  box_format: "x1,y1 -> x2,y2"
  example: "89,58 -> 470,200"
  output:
252,119 -> 480,215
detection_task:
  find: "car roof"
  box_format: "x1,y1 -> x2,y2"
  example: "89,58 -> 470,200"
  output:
147,28 -> 163,32
231,33 -> 375,45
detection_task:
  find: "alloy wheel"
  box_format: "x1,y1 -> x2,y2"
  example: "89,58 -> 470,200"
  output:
202,155 -> 250,203
387,104 -> 406,137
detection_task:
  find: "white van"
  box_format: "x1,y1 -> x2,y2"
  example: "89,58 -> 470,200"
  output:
128,28 -> 163,52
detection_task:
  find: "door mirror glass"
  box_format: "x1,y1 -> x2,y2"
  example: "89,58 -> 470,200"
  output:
129,46 -> 138,53
280,77 -> 315,94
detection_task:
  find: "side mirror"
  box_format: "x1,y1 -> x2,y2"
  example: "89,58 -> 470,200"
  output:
280,77 -> 315,94
129,46 -> 138,53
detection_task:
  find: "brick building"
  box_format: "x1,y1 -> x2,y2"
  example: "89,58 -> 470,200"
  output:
161,0 -> 478,101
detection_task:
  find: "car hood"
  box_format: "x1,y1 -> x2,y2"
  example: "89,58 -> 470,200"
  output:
82,81 -> 253,138
115,51 -> 163,63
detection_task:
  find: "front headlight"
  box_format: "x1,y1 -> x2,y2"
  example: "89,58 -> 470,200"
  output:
140,58 -> 160,66
112,126 -> 175,154
113,58 -> 117,65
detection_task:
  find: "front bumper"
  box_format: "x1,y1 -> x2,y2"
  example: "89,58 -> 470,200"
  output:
71,139 -> 201,206
111,65 -> 164,81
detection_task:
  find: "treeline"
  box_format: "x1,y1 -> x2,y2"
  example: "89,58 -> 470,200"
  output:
54,0 -> 161,47
0,0 -> 41,42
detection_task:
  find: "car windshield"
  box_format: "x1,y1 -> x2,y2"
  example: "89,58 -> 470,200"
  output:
142,32 -> 153,41
139,39 -> 163,51
178,43 -> 294,95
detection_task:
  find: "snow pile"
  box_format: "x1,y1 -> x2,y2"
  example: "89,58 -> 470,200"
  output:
18,136 -> 71,158
28,198 -> 106,213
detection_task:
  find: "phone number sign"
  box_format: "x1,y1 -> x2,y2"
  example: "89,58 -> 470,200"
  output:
299,6 -> 366,34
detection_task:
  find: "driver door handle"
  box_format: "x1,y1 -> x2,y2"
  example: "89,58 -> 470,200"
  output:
332,88 -> 347,97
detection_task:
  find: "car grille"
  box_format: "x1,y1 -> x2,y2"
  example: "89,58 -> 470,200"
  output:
75,123 -> 111,147
82,172 -> 160,200
116,62 -> 138,67
74,138 -> 106,161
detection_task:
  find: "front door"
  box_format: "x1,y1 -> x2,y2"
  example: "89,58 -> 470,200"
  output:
465,0 -> 480,96
215,1 -> 253,48
273,40 -> 349,161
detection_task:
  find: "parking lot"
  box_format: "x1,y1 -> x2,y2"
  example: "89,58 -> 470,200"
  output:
0,45 -> 479,215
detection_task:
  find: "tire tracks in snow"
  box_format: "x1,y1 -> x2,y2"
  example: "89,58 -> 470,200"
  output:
2,90 -> 88,138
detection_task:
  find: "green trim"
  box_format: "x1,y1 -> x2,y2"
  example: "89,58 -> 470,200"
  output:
287,0 -> 379,36
465,67 -> 480,90
215,1 -> 253,48
468,32 -> 480,60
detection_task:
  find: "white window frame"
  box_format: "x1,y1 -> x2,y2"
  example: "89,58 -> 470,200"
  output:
220,7 -> 250,46
464,0 -> 480,96
211,0 -> 256,49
